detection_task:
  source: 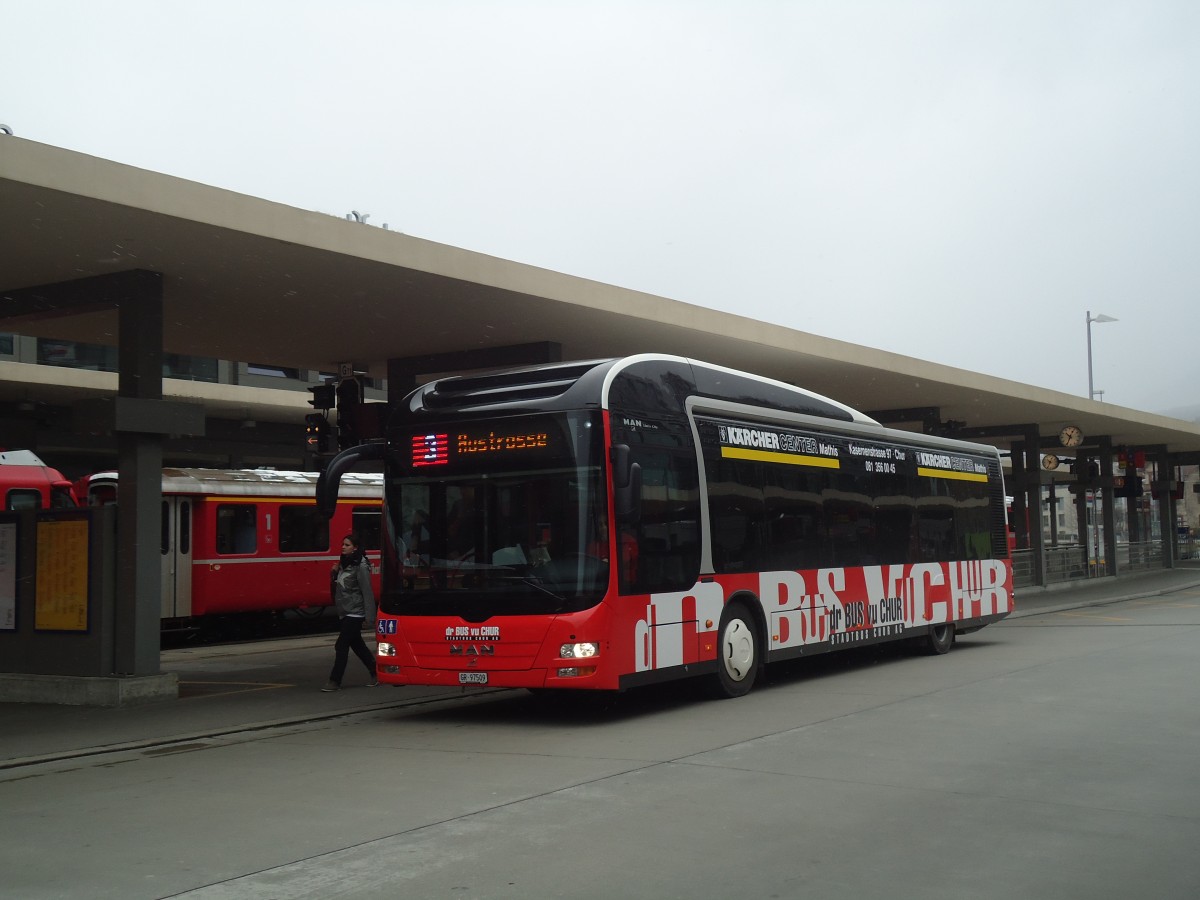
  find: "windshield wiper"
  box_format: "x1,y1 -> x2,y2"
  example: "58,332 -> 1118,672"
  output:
514,576 -> 568,604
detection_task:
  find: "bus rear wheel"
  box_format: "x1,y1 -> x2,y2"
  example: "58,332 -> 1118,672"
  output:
711,603 -> 759,699
921,622 -> 955,655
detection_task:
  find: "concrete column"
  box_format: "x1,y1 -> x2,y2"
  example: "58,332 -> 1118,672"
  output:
115,270 -> 164,676
1023,428 -> 1045,586
1098,438 -> 1117,576
1156,449 -> 1176,569
1074,456 -> 1091,575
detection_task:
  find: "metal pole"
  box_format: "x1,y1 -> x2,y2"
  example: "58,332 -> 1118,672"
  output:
1086,311 -> 1117,401
1086,309 -> 1095,400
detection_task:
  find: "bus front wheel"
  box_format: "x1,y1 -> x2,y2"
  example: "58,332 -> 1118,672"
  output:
711,603 -> 759,699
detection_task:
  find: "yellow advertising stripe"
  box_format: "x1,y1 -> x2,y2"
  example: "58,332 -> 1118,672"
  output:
917,467 -> 988,483
722,446 -> 841,469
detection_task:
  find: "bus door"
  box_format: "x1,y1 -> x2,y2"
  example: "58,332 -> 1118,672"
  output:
160,496 -> 194,619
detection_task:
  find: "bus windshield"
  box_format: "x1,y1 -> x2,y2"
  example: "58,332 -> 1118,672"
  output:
381,411 -> 607,620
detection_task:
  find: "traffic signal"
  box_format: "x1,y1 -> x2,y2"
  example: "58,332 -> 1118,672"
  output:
1069,459 -> 1100,481
1114,475 -> 1144,498
308,382 -> 336,411
336,376 -> 362,451
305,413 -> 332,454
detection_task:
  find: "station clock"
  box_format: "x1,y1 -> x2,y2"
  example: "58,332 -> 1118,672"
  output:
1058,425 -> 1083,448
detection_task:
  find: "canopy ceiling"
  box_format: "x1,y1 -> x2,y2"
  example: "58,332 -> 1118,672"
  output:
3,136 -> 1199,458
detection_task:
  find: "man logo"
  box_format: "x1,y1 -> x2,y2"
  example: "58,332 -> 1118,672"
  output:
448,645 -> 496,656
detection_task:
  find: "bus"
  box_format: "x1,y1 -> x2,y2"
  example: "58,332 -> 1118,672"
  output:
318,355 -> 1012,698
79,468 -> 382,626
0,449 -> 77,510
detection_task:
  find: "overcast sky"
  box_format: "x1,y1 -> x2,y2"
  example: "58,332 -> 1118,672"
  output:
6,1 -> 1199,417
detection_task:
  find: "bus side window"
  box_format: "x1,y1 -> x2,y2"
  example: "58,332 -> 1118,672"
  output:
627,444 -> 700,593
917,507 -> 954,562
764,465 -> 825,571
953,480 -> 991,561
707,456 -> 766,574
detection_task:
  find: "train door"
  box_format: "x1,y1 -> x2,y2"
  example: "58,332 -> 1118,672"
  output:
160,496 -> 194,619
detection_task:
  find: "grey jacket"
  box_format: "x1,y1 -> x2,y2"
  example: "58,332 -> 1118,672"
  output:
332,558 -> 374,618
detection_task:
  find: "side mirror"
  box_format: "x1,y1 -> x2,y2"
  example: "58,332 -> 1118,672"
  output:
611,444 -> 642,525
612,444 -> 631,489
316,442 -> 386,518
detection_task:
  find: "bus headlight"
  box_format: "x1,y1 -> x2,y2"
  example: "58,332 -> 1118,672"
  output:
378,643 -> 397,657
560,642 -> 599,659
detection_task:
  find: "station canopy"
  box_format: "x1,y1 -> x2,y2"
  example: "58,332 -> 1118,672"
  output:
3,136 -> 1200,458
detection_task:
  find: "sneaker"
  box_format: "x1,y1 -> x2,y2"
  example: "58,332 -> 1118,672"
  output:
366,678 -> 379,687
321,681 -> 340,692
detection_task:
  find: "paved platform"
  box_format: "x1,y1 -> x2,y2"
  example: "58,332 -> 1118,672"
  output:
4,562 -> 1199,772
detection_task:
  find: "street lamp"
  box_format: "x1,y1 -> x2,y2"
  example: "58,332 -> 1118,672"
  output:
1086,310 -> 1117,401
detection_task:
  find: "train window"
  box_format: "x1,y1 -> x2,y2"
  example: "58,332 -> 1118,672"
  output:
352,507 -> 381,550
6,489 -> 41,511
216,504 -> 257,554
279,506 -> 329,553
161,500 -> 170,554
88,484 -> 117,506
50,487 -> 76,508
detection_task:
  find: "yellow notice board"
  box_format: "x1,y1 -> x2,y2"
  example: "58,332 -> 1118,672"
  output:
35,517 -> 90,632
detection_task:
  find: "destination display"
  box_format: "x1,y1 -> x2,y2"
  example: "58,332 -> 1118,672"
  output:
408,416 -> 580,474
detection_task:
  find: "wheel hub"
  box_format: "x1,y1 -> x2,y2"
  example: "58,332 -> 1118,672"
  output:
722,619 -> 755,681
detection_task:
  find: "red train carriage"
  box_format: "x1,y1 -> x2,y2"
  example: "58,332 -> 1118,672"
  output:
79,468 -> 381,626
0,449 -> 77,510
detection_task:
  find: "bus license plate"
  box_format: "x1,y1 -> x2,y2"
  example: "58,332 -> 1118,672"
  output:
459,672 -> 488,685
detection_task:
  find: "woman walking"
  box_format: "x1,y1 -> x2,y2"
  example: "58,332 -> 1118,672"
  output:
323,533 -> 378,691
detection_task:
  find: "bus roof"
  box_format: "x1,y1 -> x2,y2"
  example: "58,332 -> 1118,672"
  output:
405,354 -> 1003,458
409,355 -> 877,424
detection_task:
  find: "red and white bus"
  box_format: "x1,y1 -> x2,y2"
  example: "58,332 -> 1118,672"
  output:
79,468 -> 382,626
0,449 -> 77,510
319,355 -> 1012,698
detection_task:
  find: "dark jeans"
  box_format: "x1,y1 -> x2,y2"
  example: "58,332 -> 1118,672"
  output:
329,616 -> 376,685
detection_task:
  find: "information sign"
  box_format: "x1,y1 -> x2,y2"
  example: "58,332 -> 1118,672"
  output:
34,517 -> 90,632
